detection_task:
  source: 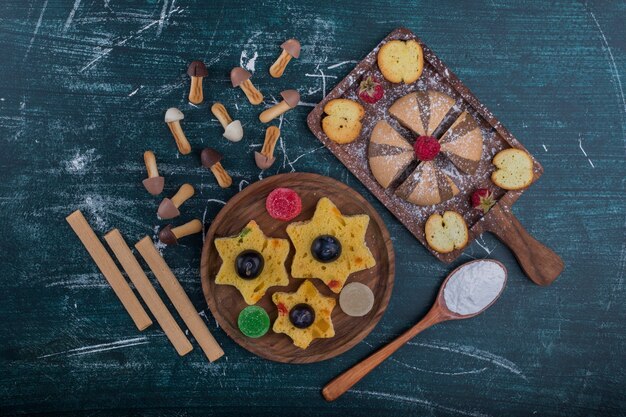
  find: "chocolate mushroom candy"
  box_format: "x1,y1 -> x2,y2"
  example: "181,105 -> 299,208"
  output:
230,67 -> 264,105
187,60 -> 208,104
159,219 -> 203,245
211,102 -> 243,142
254,126 -> 280,170
157,183 -> 195,219
259,89 -> 300,123
142,150 -> 165,195
164,108 -> 192,155
269,39 -> 301,78
201,148 -> 232,188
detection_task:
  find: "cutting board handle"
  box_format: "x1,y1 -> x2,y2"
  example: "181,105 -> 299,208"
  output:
484,204 -> 563,286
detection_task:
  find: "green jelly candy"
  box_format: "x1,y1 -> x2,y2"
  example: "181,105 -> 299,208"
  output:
238,306 -> 270,338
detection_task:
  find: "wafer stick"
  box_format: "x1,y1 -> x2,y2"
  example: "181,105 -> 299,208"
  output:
135,237 -> 224,362
66,210 -> 152,331
104,229 -> 193,356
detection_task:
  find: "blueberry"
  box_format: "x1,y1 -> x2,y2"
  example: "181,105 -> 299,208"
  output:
311,235 -> 342,263
289,303 -> 316,329
235,250 -> 264,279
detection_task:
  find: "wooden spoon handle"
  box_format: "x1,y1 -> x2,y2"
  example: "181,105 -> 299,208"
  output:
322,307 -> 444,402
484,204 -> 563,286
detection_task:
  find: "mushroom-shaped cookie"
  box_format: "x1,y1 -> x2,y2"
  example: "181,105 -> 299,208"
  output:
187,60 -> 208,104
157,183 -> 194,219
259,89 -> 300,123
231,67 -> 263,105
211,102 -> 243,142
269,39 -> 301,78
159,219 -> 203,245
214,220 -> 290,305
201,148 -> 232,188
142,150 -> 164,195
164,108 -> 191,155
272,280 -> 336,349
254,126 -> 280,169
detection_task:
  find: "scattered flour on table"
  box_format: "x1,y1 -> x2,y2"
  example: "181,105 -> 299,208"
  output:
63,148 -> 100,174
240,50 -> 258,73
443,261 -> 506,315
152,225 -> 167,254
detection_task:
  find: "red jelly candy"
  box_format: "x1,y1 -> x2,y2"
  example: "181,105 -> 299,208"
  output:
266,188 -> 302,221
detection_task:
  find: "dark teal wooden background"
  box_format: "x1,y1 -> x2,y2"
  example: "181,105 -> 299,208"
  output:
1,1 -> 624,416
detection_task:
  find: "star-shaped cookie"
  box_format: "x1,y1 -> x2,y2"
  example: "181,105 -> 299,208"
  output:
272,280 -> 336,349
214,220 -> 289,305
286,197 -> 376,293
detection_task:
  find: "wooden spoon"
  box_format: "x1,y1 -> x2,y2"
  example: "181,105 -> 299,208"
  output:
322,259 -> 508,401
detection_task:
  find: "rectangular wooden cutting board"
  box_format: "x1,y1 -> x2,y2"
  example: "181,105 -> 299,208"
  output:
307,27 -> 544,264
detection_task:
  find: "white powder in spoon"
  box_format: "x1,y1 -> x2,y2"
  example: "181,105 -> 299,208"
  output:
443,261 -> 506,315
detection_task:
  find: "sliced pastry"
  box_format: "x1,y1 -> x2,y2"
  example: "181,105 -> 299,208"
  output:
368,120 -> 414,188
214,220 -> 290,305
438,111 -> 483,174
389,90 -> 456,136
395,161 -> 459,206
272,280 -> 336,349
287,197 -> 376,293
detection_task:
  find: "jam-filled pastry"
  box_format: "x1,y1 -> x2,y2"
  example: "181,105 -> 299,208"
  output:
272,280 -> 336,349
286,197 -> 376,293
214,220 -> 289,305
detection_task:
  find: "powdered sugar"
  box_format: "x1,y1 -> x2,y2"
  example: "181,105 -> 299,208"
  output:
63,148 -> 100,174
310,29 -> 512,240
443,260 -> 506,315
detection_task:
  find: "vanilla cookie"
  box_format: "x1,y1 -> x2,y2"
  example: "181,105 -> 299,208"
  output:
377,39 -> 424,84
322,99 -> 365,144
425,211 -> 468,254
491,148 -> 534,190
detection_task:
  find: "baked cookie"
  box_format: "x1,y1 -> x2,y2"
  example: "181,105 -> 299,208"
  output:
438,112 -> 484,174
214,220 -> 290,305
368,120 -> 414,188
287,197 -> 376,293
491,148 -> 534,190
377,39 -> 424,84
425,211 -> 468,254
272,280 -> 336,349
389,90 -> 456,136
396,161 -> 459,206
322,99 -> 365,144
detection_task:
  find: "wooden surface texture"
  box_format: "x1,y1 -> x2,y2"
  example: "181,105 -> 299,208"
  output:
201,173 -> 395,364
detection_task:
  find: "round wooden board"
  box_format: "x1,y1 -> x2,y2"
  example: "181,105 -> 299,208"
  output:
200,173 -> 395,363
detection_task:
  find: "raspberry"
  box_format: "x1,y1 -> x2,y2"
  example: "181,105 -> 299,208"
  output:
266,188 -> 302,221
413,136 -> 440,161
